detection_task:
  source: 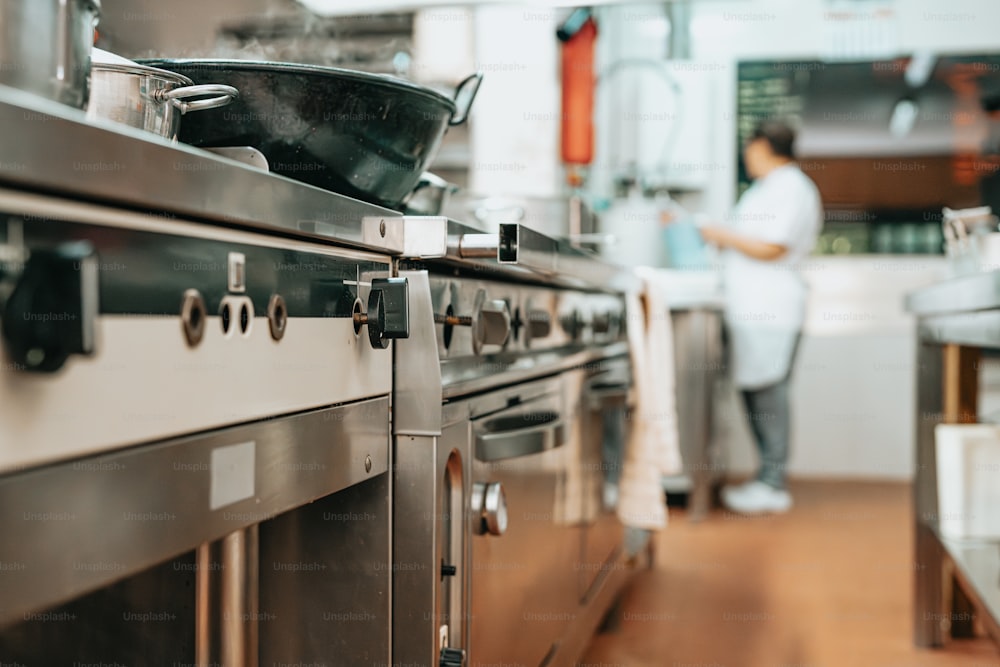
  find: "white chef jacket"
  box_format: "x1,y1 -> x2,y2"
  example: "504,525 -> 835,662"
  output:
721,164 -> 822,389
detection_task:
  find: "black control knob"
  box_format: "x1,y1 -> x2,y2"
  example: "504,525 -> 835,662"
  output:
439,647 -> 465,667
441,563 -> 457,577
2,241 -> 99,372
353,277 -> 409,349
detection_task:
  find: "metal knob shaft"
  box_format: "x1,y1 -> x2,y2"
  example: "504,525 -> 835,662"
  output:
434,289 -> 510,355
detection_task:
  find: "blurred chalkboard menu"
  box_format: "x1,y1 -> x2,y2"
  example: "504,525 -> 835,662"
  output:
736,61 -> 819,196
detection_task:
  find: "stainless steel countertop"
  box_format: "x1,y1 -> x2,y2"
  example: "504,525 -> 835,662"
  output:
0,84 -> 631,293
0,84 -> 406,254
906,270 -> 1000,317
906,270 -> 1000,347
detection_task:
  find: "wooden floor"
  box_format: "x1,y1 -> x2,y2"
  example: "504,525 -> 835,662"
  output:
581,480 -> 1000,667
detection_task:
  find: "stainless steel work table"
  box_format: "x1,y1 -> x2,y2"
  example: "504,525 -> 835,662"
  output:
905,271 -> 1000,649
656,270 -> 725,522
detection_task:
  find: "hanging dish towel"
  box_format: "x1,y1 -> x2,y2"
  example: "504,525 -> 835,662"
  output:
617,267 -> 683,531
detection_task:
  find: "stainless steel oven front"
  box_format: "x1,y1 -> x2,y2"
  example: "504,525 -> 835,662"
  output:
0,187 -> 404,666
464,374 -> 580,667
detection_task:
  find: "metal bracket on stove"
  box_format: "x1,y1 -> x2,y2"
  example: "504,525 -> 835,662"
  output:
363,215 -> 449,259
498,223 -> 558,273
392,270 -> 442,437
442,222 -> 633,291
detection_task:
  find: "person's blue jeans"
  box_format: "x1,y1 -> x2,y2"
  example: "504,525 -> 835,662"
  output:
739,334 -> 801,491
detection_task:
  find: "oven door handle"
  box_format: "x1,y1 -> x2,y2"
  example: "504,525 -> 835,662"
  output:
474,412 -> 565,462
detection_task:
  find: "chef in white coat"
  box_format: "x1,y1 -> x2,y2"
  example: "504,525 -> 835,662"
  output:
699,120 -> 822,514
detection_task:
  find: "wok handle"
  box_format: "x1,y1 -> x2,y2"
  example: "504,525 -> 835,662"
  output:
450,72 -> 483,126
157,84 -> 239,114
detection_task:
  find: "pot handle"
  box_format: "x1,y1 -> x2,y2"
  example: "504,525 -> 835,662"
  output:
449,72 -> 483,126
157,84 -> 239,114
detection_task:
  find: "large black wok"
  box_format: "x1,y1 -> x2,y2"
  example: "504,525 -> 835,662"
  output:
139,59 -> 482,209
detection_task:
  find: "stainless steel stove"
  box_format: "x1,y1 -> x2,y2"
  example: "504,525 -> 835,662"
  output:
0,84 -> 636,667
0,86 -> 412,666
392,225 -> 634,667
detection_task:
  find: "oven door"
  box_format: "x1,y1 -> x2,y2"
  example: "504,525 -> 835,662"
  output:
469,384 -> 576,667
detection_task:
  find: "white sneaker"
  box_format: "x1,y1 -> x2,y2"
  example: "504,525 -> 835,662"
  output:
721,480 -> 792,515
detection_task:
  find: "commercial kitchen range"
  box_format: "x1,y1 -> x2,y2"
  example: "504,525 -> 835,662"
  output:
0,84 -> 637,666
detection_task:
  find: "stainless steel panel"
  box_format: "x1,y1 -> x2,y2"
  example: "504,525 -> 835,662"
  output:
259,473 -> 391,667
579,357 -> 629,600
672,309 -> 724,520
394,270 -> 443,437
0,85 -> 405,253
393,426 -> 471,667
0,397 -> 389,625
469,380 -> 579,667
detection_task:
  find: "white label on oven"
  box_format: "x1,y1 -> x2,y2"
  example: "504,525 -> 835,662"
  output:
210,441 -> 256,510
228,252 -> 246,293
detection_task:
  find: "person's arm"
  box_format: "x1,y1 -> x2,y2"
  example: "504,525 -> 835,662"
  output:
699,224 -> 788,261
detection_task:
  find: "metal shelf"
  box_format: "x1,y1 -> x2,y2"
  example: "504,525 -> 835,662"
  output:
0,398 -> 389,626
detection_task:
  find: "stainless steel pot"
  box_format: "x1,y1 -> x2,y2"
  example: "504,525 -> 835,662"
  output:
0,0 -> 101,109
138,59 -> 482,209
87,62 -> 237,140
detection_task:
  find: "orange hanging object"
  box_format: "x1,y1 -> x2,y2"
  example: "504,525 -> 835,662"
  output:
560,17 -> 597,167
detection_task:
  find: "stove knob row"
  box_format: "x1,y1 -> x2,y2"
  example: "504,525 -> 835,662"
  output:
560,307 -> 626,341
353,277 -> 410,350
